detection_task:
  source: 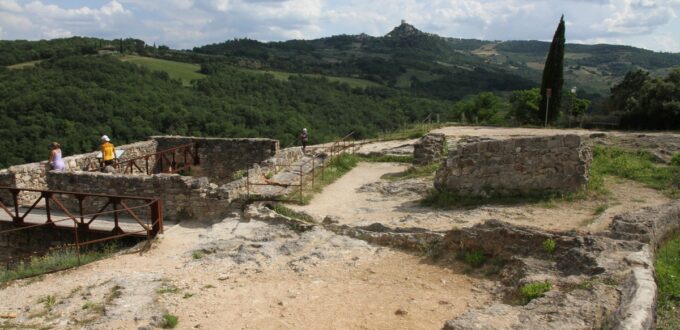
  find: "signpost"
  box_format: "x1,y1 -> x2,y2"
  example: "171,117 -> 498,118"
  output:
545,88 -> 552,127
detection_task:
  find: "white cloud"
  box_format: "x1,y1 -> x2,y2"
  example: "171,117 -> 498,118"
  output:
0,0 -> 22,12
1,0 -> 679,52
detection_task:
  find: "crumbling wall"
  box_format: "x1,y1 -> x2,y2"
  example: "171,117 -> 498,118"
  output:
412,133 -> 445,166
434,135 -> 592,196
154,136 -> 279,184
46,171 -> 234,222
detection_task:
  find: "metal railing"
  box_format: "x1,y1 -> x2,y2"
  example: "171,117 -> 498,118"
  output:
88,142 -> 199,175
246,132 -> 357,204
0,187 -> 163,272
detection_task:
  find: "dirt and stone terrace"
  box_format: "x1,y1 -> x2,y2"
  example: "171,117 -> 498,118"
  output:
0,126 -> 678,329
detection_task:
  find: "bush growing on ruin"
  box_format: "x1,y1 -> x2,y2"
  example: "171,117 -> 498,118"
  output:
542,239 -> 557,254
520,282 -> 552,304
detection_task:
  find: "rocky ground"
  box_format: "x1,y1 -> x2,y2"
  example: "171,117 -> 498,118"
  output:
1,125 -> 678,329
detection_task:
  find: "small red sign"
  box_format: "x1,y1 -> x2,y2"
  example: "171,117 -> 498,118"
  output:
546,88 -> 552,97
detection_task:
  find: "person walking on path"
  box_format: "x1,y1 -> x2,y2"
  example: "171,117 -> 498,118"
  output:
100,135 -> 117,171
300,128 -> 308,152
48,142 -> 65,171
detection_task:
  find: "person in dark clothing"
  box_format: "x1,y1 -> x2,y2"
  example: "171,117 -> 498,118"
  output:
300,128 -> 308,152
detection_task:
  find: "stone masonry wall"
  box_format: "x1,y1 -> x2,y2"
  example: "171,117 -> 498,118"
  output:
46,171 -> 234,222
154,136 -> 279,185
413,133 -> 446,166
434,135 -> 592,196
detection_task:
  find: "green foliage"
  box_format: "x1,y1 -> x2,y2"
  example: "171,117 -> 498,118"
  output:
271,203 -> 316,223
462,250 -> 486,267
509,88 -> 541,124
357,154 -> 413,163
656,235 -> 680,329
520,282 -> 552,304
591,146 -> 679,197
0,56 -> 455,168
38,295 -> 57,310
540,16 -> 566,124
0,243 -> 119,283
619,68 -> 680,129
542,239 -> 557,254
672,154 -> 680,167
162,314 -> 179,328
191,251 -> 204,260
121,55 -> 206,87
454,92 -> 511,124
157,283 -> 180,294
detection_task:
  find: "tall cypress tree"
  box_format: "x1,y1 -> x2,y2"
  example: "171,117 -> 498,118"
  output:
540,16 -> 566,124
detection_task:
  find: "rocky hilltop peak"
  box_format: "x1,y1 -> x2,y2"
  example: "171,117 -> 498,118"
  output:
385,21 -> 428,38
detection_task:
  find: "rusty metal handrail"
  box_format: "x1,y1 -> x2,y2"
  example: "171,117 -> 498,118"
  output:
87,142 -> 198,175
0,186 -> 163,237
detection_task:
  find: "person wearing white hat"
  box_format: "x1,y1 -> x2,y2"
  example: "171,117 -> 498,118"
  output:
299,128 -> 308,152
100,135 -> 117,171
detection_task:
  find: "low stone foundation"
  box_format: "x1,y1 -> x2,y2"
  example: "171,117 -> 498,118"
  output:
412,133 -> 446,166
434,135 -> 592,196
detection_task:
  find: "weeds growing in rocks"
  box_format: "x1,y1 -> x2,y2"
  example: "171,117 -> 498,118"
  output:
38,295 -> 57,310
162,313 -> 179,328
191,251 -> 204,260
655,235 -> 680,329
542,239 -> 557,255
520,282 -> 552,304
271,203 -> 316,223
461,250 -> 486,268
156,283 -> 180,295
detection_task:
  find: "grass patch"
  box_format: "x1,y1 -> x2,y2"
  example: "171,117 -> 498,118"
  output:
593,204 -> 608,215
382,162 -> 440,181
460,250 -> 486,268
656,235 -> 680,329
591,146 -> 679,198
38,295 -> 57,310
0,243 -> 119,283
542,239 -> 557,254
156,283 -> 180,295
191,251 -> 204,260
162,313 -> 179,329
271,203 -> 316,223
357,154 -> 413,163
520,281 -> 552,304
119,55 -> 205,86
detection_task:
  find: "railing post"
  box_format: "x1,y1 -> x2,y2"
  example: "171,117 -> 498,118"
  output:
145,156 -> 150,175
43,192 -> 52,224
112,197 -> 122,234
151,199 -> 163,235
11,189 -> 21,224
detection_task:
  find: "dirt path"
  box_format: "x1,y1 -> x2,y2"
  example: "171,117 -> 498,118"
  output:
289,162 -> 669,233
0,216 -> 490,329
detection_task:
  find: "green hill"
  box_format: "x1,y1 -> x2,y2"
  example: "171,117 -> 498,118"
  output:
120,55 -> 206,86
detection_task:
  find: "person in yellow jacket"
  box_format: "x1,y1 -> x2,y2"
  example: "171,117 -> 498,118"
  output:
100,135 -> 117,171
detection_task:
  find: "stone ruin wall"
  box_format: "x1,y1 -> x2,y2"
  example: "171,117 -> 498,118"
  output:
154,136 -> 279,185
0,137 -> 294,221
412,133 -> 446,166
434,135 -> 592,196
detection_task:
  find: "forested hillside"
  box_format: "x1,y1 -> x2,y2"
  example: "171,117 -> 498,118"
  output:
0,56 -> 455,167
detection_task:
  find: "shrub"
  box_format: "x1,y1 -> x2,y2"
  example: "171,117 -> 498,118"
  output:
463,250 -> 486,267
520,282 -> 552,304
672,153 -> 680,167
162,314 -> 179,328
542,239 -> 557,254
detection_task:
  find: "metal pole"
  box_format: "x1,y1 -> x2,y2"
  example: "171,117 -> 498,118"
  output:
544,95 -> 551,128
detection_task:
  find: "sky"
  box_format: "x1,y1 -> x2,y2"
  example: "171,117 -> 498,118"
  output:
1,0 -> 679,52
